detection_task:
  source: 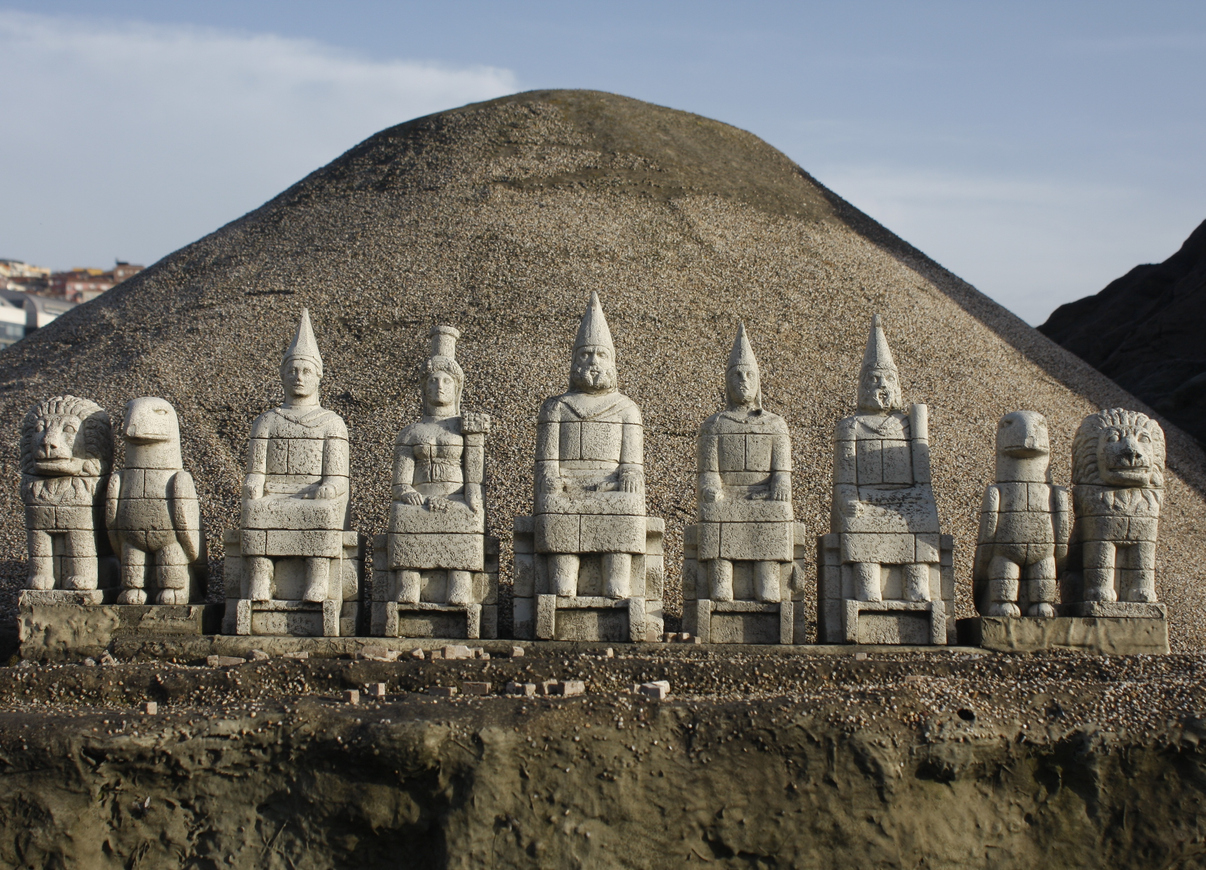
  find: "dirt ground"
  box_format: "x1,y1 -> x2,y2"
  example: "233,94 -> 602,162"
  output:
0,645 -> 1204,869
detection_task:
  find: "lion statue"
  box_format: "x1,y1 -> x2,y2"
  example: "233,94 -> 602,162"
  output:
20,395 -> 114,591
1064,407 -> 1165,606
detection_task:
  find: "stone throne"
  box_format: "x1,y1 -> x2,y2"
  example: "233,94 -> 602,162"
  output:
817,315 -> 954,645
512,292 -> 664,642
222,309 -> 362,637
370,325 -> 499,639
682,325 -> 808,643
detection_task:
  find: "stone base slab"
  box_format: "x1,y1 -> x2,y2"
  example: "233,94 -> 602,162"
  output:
230,599 -> 359,637
684,599 -> 795,644
1061,601 -> 1168,619
843,599 -> 946,645
957,616 -> 1170,654
370,601 -> 497,640
18,600 -> 224,662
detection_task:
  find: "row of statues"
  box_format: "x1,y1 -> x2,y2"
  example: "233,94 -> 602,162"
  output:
18,296 -> 1167,646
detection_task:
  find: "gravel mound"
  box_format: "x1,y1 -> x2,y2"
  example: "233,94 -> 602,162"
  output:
2,89 -> 1204,646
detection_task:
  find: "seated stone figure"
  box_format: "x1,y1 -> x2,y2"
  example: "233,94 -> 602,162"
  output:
974,410 -> 1070,618
817,315 -> 953,644
682,325 -> 807,643
536,291 -> 646,599
372,325 -> 498,639
224,309 -> 358,636
512,292 -> 664,642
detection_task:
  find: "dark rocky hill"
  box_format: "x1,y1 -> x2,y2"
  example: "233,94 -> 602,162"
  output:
3,89 -> 1205,646
1039,219 -> 1206,445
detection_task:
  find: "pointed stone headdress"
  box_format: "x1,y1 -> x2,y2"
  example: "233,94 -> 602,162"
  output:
284,308 -> 323,375
726,323 -> 762,409
573,291 -> 615,356
860,314 -> 897,377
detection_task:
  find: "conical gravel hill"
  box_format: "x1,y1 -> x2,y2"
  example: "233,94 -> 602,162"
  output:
4,90 -> 1205,647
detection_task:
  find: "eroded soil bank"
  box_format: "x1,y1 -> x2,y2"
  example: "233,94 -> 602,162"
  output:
0,647 -> 1204,869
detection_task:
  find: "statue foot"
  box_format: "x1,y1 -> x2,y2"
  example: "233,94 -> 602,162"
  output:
1131,590 -> 1157,603
156,589 -> 187,605
28,573 -> 55,591
117,589 -> 147,606
985,602 -> 1021,618
302,584 -> 326,603
1027,603 -> 1056,618
64,574 -> 98,591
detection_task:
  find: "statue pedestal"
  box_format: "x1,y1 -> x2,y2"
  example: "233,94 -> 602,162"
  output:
816,532 -> 955,645
17,590 -> 222,662
221,529 -> 363,637
958,615 -> 1169,654
368,534 -> 498,639
512,516 -> 664,641
681,522 -> 808,643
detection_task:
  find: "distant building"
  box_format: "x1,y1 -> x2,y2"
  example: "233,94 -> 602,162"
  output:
0,259 -> 51,280
48,260 -> 144,303
0,288 -> 76,350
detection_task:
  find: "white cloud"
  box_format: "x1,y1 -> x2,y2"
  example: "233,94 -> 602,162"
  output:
0,12 -> 518,269
816,164 -> 1199,325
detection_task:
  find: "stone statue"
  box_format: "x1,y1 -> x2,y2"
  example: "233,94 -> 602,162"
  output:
373,325 -> 499,639
512,291 -> 664,642
973,411 -> 1070,618
1065,408 -> 1165,613
105,397 -> 206,605
240,309 -> 350,604
535,291 -> 645,599
21,396 -> 113,593
696,324 -> 793,601
817,315 -> 953,644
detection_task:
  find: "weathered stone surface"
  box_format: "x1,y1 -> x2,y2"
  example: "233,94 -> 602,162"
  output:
18,598 -> 222,661
958,615 -> 1170,654
20,396 -> 115,593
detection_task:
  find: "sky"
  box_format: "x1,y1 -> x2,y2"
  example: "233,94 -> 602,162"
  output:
2,1 -> 1204,325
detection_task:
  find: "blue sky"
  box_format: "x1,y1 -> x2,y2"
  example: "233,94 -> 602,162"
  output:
2,1 -> 1204,323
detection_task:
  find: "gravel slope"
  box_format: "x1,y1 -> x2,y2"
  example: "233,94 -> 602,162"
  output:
2,89 -> 1204,646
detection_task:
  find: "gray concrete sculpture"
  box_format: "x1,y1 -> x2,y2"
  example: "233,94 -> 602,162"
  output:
371,325 -> 500,639
817,315 -> 954,644
20,395 -> 114,599
682,325 -> 808,643
513,292 -> 664,642
223,309 -> 361,636
973,411 -> 1070,618
106,397 -> 207,604
1063,408 -> 1165,617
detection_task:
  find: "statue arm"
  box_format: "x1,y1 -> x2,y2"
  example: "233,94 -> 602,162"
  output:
104,471 -> 122,554
833,424 -> 859,518
392,442 -> 422,505
697,433 -> 723,503
618,419 -> 643,494
1052,485 -> 1072,566
908,404 -> 931,484
169,471 -> 202,564
315,434 -> 350,501
770,430 -> 791,502
461,414 -> 489,512
243,436 -> 266,501
535,416 -> 561,494
973,485 -> 1000,583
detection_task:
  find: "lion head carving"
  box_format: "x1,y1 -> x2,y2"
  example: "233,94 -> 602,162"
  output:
1072,408 -> 1165,490
20,396 -> 113,479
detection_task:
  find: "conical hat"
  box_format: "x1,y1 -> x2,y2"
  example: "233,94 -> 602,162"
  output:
573,291 -> 615,355
727,323 -> 759,373
284,308 -> 323,372
860,314 -> 897,375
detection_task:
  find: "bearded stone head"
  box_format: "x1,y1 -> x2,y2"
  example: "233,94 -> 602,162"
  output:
570,344 -> 618,395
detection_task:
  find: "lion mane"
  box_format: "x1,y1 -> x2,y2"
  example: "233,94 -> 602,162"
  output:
20,395 -> 113,480
1071,408 -> 1165,489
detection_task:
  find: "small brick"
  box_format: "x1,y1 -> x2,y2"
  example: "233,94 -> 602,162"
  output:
462,681 -> 491,696
507,681 -> 537,696
854,652 -> 868,661
603,648 -> 614,658
510,646 -> 525,658
409,648 -> 426,661
141,701 -> 158,715
248,649 -> 270,661
207,655 -> 246,667
284,651 -> 309,661
428,649 -> 443,660
678,632 -> 692,642
366,682 -> 387,698
638,681 -> 671,700
428,686 -> 457,697
538,680 -> 558,696
557,680 -> 586,697
343,690 -> 360,705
